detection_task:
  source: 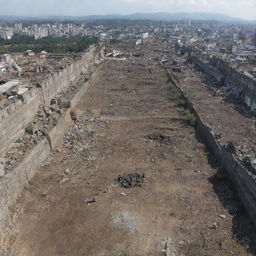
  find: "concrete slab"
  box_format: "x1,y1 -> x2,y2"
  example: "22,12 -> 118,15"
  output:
0,80 -> 20,95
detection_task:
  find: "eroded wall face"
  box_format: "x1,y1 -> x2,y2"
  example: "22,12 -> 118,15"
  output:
190,55 -> 256,110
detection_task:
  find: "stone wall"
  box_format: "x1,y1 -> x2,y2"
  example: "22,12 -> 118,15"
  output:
189,55 -> 256,110
189,56 -> 224,83
211,57 -> 256,110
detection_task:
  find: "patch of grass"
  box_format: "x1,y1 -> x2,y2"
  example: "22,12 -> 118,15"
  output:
182,109 -> 197,127
176,98 -> 186,108
167,82 -> 181,95
167,83 -> 186,106
167,82 -> 197,127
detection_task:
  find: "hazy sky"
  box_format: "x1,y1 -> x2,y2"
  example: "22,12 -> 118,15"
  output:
0,0 -> 255,20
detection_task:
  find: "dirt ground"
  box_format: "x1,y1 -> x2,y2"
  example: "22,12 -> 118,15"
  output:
3,47 -> 256,256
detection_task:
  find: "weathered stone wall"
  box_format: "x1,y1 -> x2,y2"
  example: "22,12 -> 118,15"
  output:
166,69 -> 256,227
0,45 -> 104,245
211,57 -> 256,110
189,56 -> 224,83
0,45 -> 103,154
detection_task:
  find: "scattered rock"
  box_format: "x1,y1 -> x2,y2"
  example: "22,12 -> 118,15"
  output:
40,192 -> 47,197
178,240 -> 185,245
120,192 -> 126,196
219,214 -> 226,219
65,168 -> 71,175
209,222 -> 217,229
60,177 -> 69,184
87,197 -> 96,205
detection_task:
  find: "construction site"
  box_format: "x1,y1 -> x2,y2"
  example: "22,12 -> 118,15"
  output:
0,42 -> 256,256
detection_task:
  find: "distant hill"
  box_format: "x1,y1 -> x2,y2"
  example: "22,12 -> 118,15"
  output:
124,12 -> 243,21
0,12 -> 250,22
0,15 -> 31,21
69,12 -> 246,22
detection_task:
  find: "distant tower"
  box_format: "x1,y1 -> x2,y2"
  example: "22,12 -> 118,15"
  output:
188,19 -> 191,27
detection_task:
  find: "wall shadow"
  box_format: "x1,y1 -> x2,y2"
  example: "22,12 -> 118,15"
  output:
205,147 -> 256,254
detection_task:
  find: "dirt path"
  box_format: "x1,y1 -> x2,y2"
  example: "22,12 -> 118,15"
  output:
3,52 -> 255,256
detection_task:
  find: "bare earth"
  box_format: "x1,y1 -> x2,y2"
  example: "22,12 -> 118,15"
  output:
3,50 -> 255,256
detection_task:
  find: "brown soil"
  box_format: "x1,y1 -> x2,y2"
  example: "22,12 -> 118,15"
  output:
3,47 -> 256,256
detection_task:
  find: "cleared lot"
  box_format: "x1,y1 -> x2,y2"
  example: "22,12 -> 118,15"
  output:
3,48 -> 255,256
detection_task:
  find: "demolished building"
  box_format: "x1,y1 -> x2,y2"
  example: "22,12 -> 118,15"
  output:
0,54 -> 21,73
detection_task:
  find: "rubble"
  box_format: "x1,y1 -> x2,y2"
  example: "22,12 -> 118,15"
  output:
0,52 -> 87,111
0,54 -> 21,73
146,134 -> 174,145
2,70 -> 93,173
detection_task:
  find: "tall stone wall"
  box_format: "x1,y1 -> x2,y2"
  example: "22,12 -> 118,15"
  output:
189,55 -> 256,110
189,56 -> 224,83
211,57 -> 256,110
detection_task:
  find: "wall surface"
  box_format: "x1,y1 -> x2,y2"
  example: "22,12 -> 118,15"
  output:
211,57 -> 256,110
190,55 -> 256,110
189,56 -> 224,83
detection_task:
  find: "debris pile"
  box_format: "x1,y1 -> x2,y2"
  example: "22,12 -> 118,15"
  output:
0,54 -> 21,73
105,49 -> 125,58
146,134 -> 174,145
115,173 -> 145,188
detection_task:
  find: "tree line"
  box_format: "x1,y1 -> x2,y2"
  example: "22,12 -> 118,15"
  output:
0,34 -> 99,54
